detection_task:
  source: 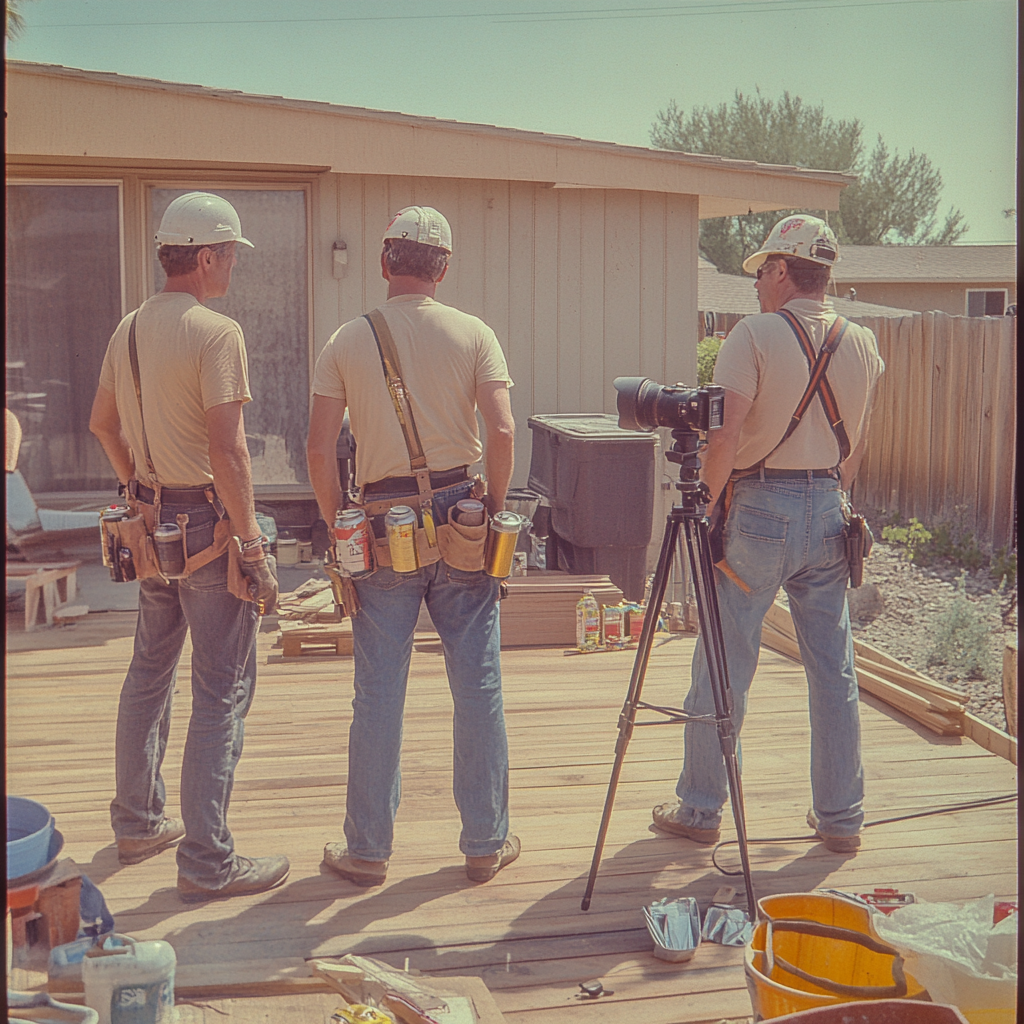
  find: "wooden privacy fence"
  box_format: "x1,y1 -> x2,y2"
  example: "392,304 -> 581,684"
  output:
851,311 -> 1016,553
699,310 -> 1017,552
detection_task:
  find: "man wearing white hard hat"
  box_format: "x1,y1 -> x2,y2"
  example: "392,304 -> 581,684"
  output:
90,192 -> 289,901
307,206 -> 519,887
652,214 -> 884,855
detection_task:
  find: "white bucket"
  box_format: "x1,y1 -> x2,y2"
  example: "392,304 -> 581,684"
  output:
82,938 -> 175,1024
276,537 -> 298,565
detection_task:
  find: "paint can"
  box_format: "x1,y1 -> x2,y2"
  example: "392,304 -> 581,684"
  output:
334,509 -> 374,577
385,505 -> 419,573
484,511 -> 528,578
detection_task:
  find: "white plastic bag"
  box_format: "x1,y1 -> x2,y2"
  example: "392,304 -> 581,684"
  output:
872,895 -> 1016,1020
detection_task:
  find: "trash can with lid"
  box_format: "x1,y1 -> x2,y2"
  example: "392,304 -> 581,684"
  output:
527,413 -> 658,600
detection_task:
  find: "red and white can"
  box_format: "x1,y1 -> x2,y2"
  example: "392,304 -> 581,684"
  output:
334,509 -> 374,576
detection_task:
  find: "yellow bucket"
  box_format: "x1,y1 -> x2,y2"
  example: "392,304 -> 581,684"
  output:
744,893 -> 927,1020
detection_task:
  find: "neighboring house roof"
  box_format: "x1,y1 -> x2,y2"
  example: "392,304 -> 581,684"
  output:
7,61 -> 855,220
698,261 -> 916,318
832,245 -> 1016,283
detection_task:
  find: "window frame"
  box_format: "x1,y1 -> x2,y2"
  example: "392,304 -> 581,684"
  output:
965,288 -> 1008,317
6,177 -> 127,318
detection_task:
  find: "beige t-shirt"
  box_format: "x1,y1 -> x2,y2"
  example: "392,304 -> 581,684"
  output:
98,292 -> 251,487
714,299 -> 884,470
311,295 -> 513,486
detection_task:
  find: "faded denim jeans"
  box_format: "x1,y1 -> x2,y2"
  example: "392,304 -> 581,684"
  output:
346,558 -> 508,861
676,473 -> 864,838
109,502 -> 259,886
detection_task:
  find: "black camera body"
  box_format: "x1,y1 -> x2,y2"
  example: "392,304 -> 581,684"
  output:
613,376 -> 725,433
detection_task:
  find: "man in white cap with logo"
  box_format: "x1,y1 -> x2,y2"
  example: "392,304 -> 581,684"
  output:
307,206 -> 519,887
652,215 -> 884,855
90,192 -> 288,900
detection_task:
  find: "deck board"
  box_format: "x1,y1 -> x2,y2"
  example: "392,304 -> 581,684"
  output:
6,608 -> 1017,1023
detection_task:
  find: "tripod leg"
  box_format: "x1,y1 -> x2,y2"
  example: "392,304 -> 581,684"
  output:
682,517 -> 758,917
580,515 -> 680,911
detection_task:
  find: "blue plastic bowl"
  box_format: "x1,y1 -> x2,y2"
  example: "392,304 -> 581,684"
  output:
7,796 -> 55,880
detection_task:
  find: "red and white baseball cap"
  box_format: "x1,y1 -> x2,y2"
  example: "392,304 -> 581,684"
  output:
383,206 -> 453,253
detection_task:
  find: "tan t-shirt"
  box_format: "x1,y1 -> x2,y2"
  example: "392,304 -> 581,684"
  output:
311,294 -> 513,486
98,292 -> 251,487
714,298 -> 884,470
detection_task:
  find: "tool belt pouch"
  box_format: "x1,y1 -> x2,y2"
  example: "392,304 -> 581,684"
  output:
102,513 -> 159,582
225,530 -> 258,602
707,504 -> 726,565
844,514 -> 873,589
436,519 -> 488,572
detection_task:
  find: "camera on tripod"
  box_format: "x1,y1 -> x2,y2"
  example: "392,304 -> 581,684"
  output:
613,376 -> 725,434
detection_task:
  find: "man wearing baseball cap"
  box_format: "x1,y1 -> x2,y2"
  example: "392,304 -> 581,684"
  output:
307,206 -> 519,887
651,214 -> 884,855
89,192 -> 287,901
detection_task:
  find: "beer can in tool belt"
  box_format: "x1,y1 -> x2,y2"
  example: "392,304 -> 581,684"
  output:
385,505 -> 418,573
334,509 -> 374,576
99,506 -> 129,568
484,511 -> 528,578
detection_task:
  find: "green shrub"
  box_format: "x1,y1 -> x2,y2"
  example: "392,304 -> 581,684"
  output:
927,572 -> 998,681
697,337 -> 723,387
990,546 -> 1017,585
881,517 -> 933,562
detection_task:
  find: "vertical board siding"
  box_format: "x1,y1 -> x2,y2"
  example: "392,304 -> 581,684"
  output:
852,312 -> 1016,551
317,176 -> 703,493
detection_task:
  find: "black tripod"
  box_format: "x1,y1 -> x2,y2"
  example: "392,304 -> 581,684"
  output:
580,427 -> 757,916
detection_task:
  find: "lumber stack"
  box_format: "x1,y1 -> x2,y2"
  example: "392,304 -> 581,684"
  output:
761,600 -> 969,736
278,618 -> 353,658
276,578 -> 341,623
500,573 -> 623,648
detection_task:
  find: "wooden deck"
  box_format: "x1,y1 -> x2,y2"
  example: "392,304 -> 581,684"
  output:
6,608 -> 1017,1023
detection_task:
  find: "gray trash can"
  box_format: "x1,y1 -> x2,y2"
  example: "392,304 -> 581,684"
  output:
527,413 -> 658,600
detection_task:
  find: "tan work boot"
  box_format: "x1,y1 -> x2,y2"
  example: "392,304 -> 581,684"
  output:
465,836 -> 521,882
651,802 -> 721,844
117,817 -> 186,865
806,809 -> 861,853
177,854 -> 290,903
323,843 -> 389,886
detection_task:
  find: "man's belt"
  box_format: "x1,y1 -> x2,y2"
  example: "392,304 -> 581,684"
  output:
131,481 -> 214,504
760,468 -> 838,480
362,467 -> 468,497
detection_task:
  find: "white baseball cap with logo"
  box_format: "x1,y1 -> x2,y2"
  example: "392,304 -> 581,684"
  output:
741,214 -> 838,274
155,192 -> 254,248
382,206 -> 453,253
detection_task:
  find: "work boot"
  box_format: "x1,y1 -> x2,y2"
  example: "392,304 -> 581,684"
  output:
322,843 -> 388,886
651,802 -> 721,844
177,854 -> 290,903
806,809 -> 861,853
465,835 -> 521,882
117,817 -> 186,865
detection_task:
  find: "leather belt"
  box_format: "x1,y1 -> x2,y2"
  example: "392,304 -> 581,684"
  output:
132,481 -> 213,504
761,468 -> 837,480
362,467 -> 469,497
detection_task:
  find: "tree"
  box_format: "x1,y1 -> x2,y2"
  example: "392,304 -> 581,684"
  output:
5,0 -> 32,42
651,90 -> 968,274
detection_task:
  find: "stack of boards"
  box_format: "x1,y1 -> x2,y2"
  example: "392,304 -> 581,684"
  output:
499,573 -> 624,648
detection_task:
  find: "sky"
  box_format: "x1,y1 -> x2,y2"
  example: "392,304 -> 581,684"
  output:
7,0 -> 1018,244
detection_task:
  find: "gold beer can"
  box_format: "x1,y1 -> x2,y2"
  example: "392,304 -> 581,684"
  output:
484,511 -> 527,578
385,505 -> 419,573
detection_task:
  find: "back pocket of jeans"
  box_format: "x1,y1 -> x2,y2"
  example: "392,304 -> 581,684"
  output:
726,505 -> 787,593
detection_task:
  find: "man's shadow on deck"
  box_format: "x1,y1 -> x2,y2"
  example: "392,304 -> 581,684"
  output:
107,825 -> 853,976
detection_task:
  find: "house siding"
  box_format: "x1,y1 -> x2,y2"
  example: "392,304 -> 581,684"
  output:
835,280 -> 1016,316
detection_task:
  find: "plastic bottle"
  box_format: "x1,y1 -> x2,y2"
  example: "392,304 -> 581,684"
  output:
601,604 -> 624,647
82,938 -> 176,1024
575,590 -> 601,650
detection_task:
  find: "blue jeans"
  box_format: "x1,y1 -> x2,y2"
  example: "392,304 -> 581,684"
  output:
676,474 -> 864,838
346,558 -> 508,860
109,502 -> 259,886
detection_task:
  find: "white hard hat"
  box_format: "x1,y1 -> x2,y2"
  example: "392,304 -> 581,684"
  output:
383,206 -> 452,253
741,215 -> 838,275
155,192 -> 254,248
